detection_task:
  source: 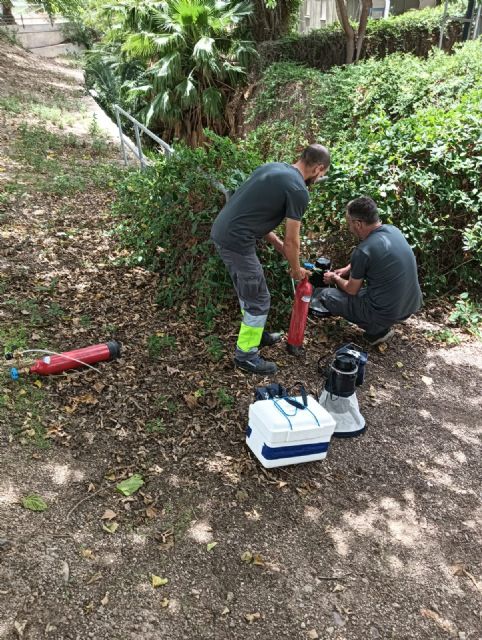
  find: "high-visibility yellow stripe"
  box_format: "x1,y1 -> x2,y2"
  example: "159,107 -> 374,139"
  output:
237,322 -> 264,353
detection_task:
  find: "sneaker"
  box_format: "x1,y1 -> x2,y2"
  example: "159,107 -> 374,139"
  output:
234,355 -> 278,375
364,328 -> 395,346
260,331 -> 283,348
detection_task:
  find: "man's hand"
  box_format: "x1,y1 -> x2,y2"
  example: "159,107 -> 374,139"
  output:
323,270 -> 337,285
291,266 -> 311,281
334,264 -> 351,278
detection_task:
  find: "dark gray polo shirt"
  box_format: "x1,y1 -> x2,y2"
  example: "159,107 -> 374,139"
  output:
210,162 -> 309,255
351,225 -> 423,323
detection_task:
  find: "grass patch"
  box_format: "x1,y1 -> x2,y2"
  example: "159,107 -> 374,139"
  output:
6,123 -> 124,196
0,375 -> 50,449
147,334 -> 176,359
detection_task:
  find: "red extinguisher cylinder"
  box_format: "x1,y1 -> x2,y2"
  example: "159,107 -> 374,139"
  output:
30,341 -> 121,375
287,278 -> 313,354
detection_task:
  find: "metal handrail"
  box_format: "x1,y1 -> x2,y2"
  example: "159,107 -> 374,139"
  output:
113,104 -> 230,202
113,103 -> 173,170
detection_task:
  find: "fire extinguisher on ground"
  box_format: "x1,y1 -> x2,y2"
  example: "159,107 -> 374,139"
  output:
287,277 -> 313,356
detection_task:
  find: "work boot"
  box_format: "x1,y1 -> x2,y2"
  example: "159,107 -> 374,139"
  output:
234,355 -> 278,375
364,327 -> 395,346
260,331 -> 283,348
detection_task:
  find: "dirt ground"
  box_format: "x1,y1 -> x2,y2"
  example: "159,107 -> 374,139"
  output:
0,40 -> 481,640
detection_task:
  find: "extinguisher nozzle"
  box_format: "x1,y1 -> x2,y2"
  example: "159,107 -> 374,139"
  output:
107,340 -> 122,360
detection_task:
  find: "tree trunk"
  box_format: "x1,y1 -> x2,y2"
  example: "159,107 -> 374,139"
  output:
355,0 -> 372,62
1,1 -> 16,24
335,0 -> 355,64
248,0 -> 295,42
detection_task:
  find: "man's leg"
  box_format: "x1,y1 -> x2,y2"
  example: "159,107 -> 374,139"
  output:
216,246 -> 276,373
320,288 -> 393,341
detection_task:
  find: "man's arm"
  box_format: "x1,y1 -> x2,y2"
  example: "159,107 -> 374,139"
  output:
284,219 -> 310,281
324,271 -> 363,296
264,231 -> 285,256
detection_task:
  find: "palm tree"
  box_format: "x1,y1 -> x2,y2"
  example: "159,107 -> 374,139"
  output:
96,0 -> 256,146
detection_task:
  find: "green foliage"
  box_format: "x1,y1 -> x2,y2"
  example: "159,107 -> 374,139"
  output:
449,293 -> 482,338
245,42 -> 482,298
204,335 -> 225,361
426,329 -> 461,346
255,4 -> 462,73
21,494 -> 48,512
85,0 -> 256,145
113,131 -> 267,327
113,43 -> 482,325
216,387 -> 234,409
147,333 -> 176,358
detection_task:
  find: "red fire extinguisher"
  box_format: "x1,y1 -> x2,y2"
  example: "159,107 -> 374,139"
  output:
287,278 -> 313,355
29,341 -> 121,375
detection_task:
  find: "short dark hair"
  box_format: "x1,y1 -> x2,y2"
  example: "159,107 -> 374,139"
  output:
301,144 -> 330,168
347,196 -> 379,224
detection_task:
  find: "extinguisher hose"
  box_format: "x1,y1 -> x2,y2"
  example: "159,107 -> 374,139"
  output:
21,349 -> 102,374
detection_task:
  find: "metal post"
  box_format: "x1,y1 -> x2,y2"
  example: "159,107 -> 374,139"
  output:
133,123 -> 146,171
114,106 -> 128,167
472,2 -> 482,38
439,0 -> 449,49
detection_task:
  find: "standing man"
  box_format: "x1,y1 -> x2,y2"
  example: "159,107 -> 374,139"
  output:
211,144 -> 330,374
321,196 -> 423,345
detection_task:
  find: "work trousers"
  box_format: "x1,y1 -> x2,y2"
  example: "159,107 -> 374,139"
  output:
319,287 -> 394,334
215,244 -> 270,361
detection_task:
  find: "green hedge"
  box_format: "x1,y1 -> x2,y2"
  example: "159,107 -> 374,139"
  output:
255,6 -> 462,73
113,42 -> 482,325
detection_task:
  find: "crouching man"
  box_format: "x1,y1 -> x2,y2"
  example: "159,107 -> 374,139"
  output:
320,196 -> 423,346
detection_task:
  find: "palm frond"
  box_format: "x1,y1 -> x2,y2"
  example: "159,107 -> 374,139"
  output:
193,36 -> 216,62
202,86 -> 223,119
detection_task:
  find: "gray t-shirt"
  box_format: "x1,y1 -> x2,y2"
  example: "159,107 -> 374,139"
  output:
210,162 -> 309,254
350,225 -> 422,323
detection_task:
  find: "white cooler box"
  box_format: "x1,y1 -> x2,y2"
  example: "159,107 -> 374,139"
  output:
246,395 -> 336,468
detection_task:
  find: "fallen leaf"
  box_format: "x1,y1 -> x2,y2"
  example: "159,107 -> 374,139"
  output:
253,553 -> 265,566
81,549 -> 93,559
160,598 -> 170,608
377,343 -> 387,353
152,575 -> 169,588
61,561 -> 70,584
241,551 -> 253,563
420,608 -> 457,634
33,380 -> 42,388
101,509 -> 117,521
421,375 -> 433,386
183,393 -> 198,409
102,522 -> 119,534
206,542 -> 218,552
116,474 -> 144,496
145,506 -> 157,519
14,620 -> 27,637
85,572 -> 102,585
222,607 -> 230,615
21,495 -> 48,512
277,481 -> 288,489
396,361 -> 404,368
244,612 -> 261,623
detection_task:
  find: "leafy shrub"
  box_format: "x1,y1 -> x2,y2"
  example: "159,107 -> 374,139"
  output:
255,5 -> 462,73
244,42 -> 482,297
113,43 -> 482,326
113,132 -> 266,328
